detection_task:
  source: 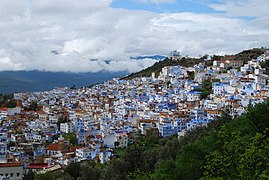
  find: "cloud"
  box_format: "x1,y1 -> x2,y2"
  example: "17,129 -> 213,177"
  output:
0,0 -> 268,73
209,0 -> 269,17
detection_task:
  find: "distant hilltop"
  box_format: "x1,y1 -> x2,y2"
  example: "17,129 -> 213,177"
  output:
122,48 -> 266,80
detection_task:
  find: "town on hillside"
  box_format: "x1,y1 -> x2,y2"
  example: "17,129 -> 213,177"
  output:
1,49 -> 269,179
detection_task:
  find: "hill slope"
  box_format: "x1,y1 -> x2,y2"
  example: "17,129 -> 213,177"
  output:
0,71 -> 127,94
39,100 -> 269,180
122,48 -> 266,80
122,57 -> 205,80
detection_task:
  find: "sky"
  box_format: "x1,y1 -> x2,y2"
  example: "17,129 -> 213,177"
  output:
0,0 -> 268,73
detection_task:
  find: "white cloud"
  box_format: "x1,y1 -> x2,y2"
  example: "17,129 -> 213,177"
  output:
0,0 -> 268,73
209,0 -> 269,17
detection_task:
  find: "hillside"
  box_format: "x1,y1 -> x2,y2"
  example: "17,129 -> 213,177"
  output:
0,70 -> 127,94
122,57 -> 205,80
221,48 -> 266,63
122,48 -> 266,80
37,100 -> 269,180
234,48 -> 266,62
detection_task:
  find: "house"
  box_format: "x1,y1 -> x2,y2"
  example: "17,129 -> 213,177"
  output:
212,82 -> 226,95
77,129 -> 86,145
46,136 -> 67,156
76,147 -> 96,160
99,148 -> 112,164
38,111 -> 48,121
206,109 -> 223,120
60,122 -> 74,133
0,108 -> 8,119
213,59 -> 244,69
187,91 -> 202,101
158,124 -> 177,137
114,131 -> 128,148
7,107 -> 21,116
0,163 -> 24,180
137,119 -> 158,135
0,142 -> 7,163
26,163 -> 50,174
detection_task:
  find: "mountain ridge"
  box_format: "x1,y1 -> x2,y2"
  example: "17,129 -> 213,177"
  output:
122,48 -> 266,80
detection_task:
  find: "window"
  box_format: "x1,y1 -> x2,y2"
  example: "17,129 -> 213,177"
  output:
10,173 -> 13,177
17,173 -> 20,177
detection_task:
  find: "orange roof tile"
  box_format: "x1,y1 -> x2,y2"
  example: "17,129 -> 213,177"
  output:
0,107 -> 8,111
46,144 -> 59,151
0,163 -> 23,167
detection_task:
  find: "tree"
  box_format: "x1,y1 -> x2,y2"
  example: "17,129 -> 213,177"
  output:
63,133 -> 77,146
65,162 -> 81,180
78,162 -> 102,180
153,160 -> 177,180
101,159 -> 129,180
23,171 -> 35,180
114,141 -> 120,148
35,173 -> 56,180
237,130 -> 269,179
25,100 -> 38,111
6,99 -> 17,108
246,100 -> 269,133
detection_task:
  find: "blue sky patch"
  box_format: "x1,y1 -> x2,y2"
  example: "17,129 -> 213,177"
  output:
111,0 -> 218,14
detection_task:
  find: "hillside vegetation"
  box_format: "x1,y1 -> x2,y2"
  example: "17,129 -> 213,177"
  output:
37,100 -> 269,180
122,57 -> 204,80
122,48 -> 266,80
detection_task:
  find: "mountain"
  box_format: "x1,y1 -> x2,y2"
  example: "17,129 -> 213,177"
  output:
0,70 -> 127,94
122,56 -> 205,80
122,48 -> 266,80
130,55 -> 166,60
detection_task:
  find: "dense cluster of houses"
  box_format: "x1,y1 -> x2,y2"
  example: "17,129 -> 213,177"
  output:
1,49 -> 269,179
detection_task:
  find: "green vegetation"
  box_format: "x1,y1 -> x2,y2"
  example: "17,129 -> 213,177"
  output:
0,93 -> 16,108
122,57 -> 204,80
63,133 -> 77,146
194,78 -> 219,99
261,60 -> 269,75
24,100 -> 39,111
151,101 -> 269,179
234,48 -> 265,63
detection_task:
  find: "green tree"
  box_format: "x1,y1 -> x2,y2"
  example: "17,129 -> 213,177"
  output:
35,173 -> 56,180
63,133 -> 77,146
23,171 -> 35,180
237,130 -> 269,179
101,159 -> 129,180
246,100 -> 269,132
78,162 -> 102,180
153,160 -> 177,180
6,99 -> 17,108
65,162 -> 81,180
25,100 -> 38,111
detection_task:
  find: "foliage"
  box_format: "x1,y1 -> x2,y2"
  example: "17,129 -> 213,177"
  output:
23,171 -> 35,180
6,99 -> 17,108
195,78 -> 214,99
63,133 -> 77,146
35,173 -> 56,180
65,162 -> 81,180
78,161 -> 102,180
234,48 -> 265,63
123,57 -> 204,80
24,100 -> 38,111
57,115 -> 69,130
0,93 -> 15,107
